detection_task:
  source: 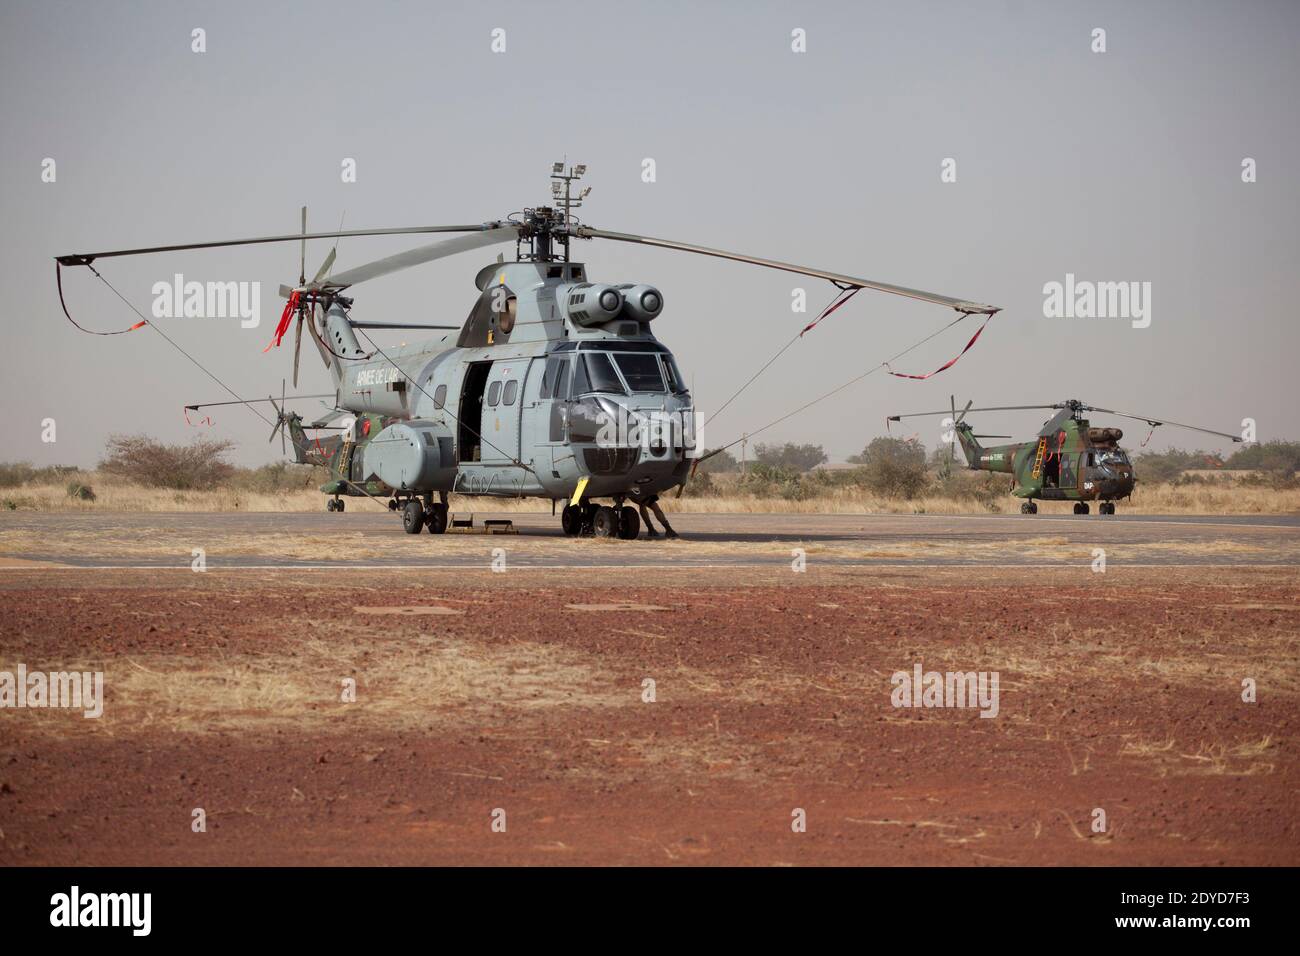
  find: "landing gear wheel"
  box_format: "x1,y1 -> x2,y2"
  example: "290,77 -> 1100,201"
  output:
618,505 -> 641,540
1021,501 -> 1037,515
426,503 -> 448,534
1074,502 -> 1089,515
593,505 -> 618,538
327,499 -> 337,512
335,498 -> 345,513
561,504 -> 582,536
1100,502 -> 1115,515
402,500 -> 425,534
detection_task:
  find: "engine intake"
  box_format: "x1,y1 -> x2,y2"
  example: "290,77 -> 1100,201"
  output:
560,283 -> 623,327
615,284 -> 663,323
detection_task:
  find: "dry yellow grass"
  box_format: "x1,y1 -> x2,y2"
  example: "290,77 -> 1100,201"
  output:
3,470 -> 1298,515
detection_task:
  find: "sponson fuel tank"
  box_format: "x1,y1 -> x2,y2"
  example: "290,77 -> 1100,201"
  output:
363,420 -> 456,491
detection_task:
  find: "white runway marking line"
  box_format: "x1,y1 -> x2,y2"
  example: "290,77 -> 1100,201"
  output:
4,563 -> 1298,572
838,513 -> 1300,532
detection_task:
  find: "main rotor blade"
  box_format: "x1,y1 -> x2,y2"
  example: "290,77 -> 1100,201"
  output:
571,226 -> 1000,315
888,405 -> 1054,421
299,207 -> 307,286
55,223 -> 505,266
347,322 -> 460,331
292,315 -> 304,388
184,394 -> 334,411
311,247 -> 337,284
1089,409 -> 1244,442
316,226 -> 521,290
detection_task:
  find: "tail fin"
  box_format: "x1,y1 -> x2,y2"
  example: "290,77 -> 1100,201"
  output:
286,414 -> 312,465
312,301 -> 365,389
954,422 -> 984,468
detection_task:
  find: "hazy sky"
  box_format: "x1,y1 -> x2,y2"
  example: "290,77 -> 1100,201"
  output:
3,0 -> 1296,466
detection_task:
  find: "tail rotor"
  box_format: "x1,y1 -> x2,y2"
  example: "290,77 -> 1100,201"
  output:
268,378 -> 289,455
943,395 -> 973,474
289,208 -> 338,388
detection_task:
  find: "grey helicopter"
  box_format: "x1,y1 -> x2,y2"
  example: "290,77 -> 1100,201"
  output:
56,163 -> 1001,539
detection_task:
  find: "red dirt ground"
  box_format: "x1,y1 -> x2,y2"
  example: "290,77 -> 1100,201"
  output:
0,566 -> 1295,865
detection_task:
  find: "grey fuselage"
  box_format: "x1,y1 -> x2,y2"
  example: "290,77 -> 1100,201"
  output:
317,260 -> 694,502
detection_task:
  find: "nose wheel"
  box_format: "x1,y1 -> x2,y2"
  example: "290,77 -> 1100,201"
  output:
561,503 -> 583,536
1020,501 -> 1038,515
426,503 -> 449,534
1099,501 -> 1116,515
402,500 -> 425,534
1073,502 -> 1090,515
561,501 -> 645,540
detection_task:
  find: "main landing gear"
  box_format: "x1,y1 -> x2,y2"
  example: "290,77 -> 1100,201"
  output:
1022,500 -> 1116,515
400,493 -> 449,534
561,500 -> 641,540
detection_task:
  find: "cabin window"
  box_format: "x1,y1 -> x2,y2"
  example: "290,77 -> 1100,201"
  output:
582,352 -> 626,395
502,380 -> 518,405
613,353 -> 666,392
433,384 -> 447,409
487,381 -> 501,406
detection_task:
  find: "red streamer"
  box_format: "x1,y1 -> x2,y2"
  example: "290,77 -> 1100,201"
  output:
264,290 -> 300,352
887,313 -> 993,380
800,287 -> 860,336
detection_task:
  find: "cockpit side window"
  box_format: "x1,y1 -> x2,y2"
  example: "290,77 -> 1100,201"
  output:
662,354 -> 687,394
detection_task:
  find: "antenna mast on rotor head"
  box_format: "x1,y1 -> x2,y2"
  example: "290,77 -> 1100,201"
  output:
551,160 -> 590,228
517,162 -> 591,264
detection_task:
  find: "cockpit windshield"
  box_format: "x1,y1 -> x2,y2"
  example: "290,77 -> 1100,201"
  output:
1097,449 -> 1129,467
613,353 -> 666,392
580,352 -> 626,395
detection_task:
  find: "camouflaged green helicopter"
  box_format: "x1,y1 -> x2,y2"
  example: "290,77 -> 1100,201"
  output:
185,384 -> 393,513
889,398 -> 1242,514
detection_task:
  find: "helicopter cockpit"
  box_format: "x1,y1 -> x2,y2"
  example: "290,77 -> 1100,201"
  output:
545,343 -> 688,397
1093,448 -> 1130,468
572,347 -> 688,397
